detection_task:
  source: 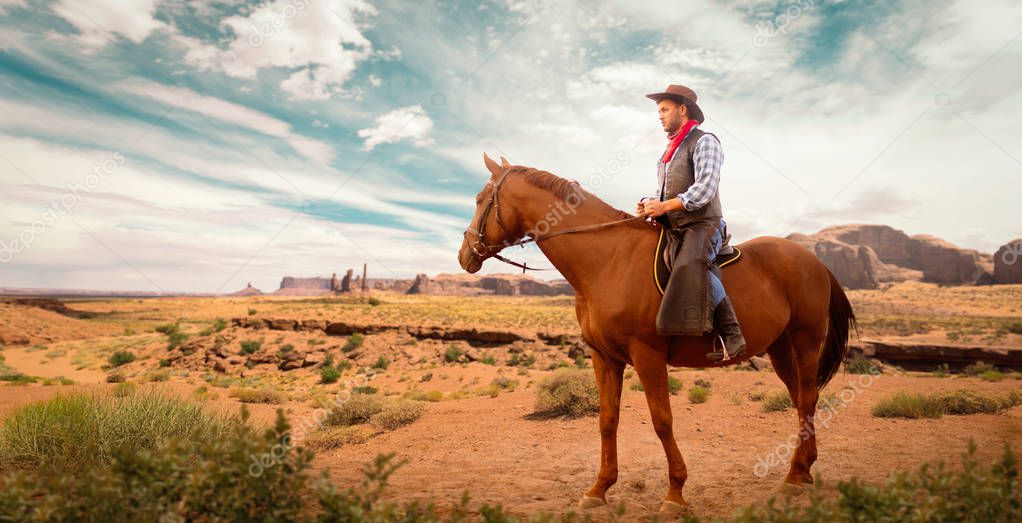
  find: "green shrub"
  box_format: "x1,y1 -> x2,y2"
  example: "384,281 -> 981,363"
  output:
667,376 -> 683,395
147,370 -> 170,382
240,340 -> 262,354
0,373 -> 37,384
327,394 -> 383,426
303,425 -> 374,451
111,382 -> 136,398
630,381 -> 644,392
105,373 -> 125,383
278,343 -> 294,354
351,385 -> 378,395
154,323 -> 179,335
731,442 -> 1020,522
367,297 -> 382,307
534,370 -> 599,418
42,376 -> 74,386
167,331 -> 189,350
107,351 -> 136,367
845,353 -> 881,374
404,390 -> 444,402
693,378 -> 712,389
444,346 -> 464,363
199,318 -> 227,336
872,391 -> 945,419
229,388 -> 286,404
508,353 -> 536,368
320,365 -> 342,384
688,385 -> 710,404
480,355 -> 496,365
342,333 -> 364,353
371,356 -> 390,370
0,390 -> 233,469
762,391 -> 793,412
371,401 -> 426,430
980,370 -> 1006,382
158,358 -> 171,368
963,361 -> 995,376
247,308 -> 257,315
871,389 -> 1022,419
1002,320 -> 1022,334
0,410 -> 312,521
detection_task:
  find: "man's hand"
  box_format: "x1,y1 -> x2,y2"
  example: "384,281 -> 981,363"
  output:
635,199 -> 649,217
642,198 -> 683,218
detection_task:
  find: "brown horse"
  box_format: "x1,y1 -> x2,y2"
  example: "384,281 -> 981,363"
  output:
458,154 -> 855,515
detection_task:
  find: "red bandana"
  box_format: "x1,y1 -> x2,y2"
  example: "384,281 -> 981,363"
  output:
661,119 -> 699,163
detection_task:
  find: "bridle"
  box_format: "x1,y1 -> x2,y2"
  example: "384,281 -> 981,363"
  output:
463,168 -> 641,272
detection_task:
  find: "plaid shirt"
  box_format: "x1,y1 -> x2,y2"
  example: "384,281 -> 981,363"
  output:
668,133 -> 723,211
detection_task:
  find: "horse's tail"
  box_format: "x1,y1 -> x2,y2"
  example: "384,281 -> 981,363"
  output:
816,270 -> 856,390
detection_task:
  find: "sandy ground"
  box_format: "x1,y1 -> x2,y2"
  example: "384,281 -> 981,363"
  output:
1,290 -> 1020,519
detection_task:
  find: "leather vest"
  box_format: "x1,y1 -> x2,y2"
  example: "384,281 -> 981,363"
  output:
656,128 -> 723,229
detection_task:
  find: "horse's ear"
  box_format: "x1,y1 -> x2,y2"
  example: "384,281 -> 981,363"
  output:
482,153 -> 501,178
499,156 -> 511,168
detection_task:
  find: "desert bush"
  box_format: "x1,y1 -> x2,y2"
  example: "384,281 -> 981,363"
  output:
630,381 -> 644,392
732,442 -> 1020,522
154,323 -> 179,335
963,361 -> 995,376
320,365 -> 342,384
199,318 -> 227,336
327,394 -> 384,426
107,350 -> 136,367
111,382 -> 136,398
229,387 -> 286,404
845,353 -> 882,374
688,385 -> 710,404
371,356 -> 390,370
872,389 -> 1022,419
762,391 -> 793,412
240,340 -> 262,354
749,390 -> 767,401
693,378 -> 712,389
980,369 -> 1006,382
367,297 -> 382,307
147,370 -> 170,382
105,373 -> 125,383
444,345 -> 464,363
167,331 -> 189,350
872,391 -> 945,419
371,401 -> 426,430
247,308 -> 257,315
351,385 -> 378,395
0,410 -> 312,522
667,376 -> 683,395
0,389 -> 233,469
42,376 -> 74,386
534,369 -> 599,418
303,425 -> 375,451
342,333 -> 364,353
405,390 -> 444,402
480,355 -> 496,365
1002,320 -> 1022,335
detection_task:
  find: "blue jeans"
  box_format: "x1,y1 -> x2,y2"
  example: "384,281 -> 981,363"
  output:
706,219 -> 727,308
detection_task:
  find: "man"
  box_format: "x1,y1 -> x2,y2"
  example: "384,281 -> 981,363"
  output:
636,84 -> 746,361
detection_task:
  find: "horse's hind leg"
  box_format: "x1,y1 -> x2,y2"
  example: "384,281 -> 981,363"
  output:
631,342 -> 689,515
786,328 -> 826,484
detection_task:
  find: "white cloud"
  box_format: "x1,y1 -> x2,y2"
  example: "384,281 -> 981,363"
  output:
119,81 -> 334,164
49,0 -> 162,50
178,0 -> 378,100
357,105 -> 434,151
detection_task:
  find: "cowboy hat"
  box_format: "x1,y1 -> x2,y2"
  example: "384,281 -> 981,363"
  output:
646,84 -> 705,123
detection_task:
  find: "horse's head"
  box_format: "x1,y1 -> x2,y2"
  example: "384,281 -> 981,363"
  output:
458,153 -> 527,273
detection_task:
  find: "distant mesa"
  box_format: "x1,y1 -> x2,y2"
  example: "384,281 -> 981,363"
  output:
273,269 -> 572,296
228,282 -> 263,297
788,224 -> 996,289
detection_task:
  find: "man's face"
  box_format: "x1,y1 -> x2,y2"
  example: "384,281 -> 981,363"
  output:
657,99 -> 686,134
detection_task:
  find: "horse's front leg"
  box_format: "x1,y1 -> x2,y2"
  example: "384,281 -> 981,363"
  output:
632,340 -> 689,516
580,348 -> 625,509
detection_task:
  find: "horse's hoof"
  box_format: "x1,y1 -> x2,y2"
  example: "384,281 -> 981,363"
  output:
778,482 -> 807,496
578,495 -> 606,510
658,499 -> 690,517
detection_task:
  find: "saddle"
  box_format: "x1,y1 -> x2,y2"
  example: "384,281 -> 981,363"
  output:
654,226 -> 741,296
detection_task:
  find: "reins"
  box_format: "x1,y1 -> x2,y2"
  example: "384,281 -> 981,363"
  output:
465,168 -> 642,273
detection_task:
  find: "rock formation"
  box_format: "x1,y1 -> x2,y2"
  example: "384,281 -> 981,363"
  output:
341,269 -> 353,292
407,274 -> 432,294
789,225 -> 991,289
330,273 -> 340,292
994,238 -> 1022,284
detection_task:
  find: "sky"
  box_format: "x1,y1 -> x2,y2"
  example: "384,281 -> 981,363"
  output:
0,0 -> 1020,293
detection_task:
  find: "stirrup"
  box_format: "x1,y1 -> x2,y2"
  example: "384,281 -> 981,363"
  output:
710,334 -> 731,361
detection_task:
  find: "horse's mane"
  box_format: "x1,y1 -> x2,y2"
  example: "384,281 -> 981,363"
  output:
512,167 -> 633,221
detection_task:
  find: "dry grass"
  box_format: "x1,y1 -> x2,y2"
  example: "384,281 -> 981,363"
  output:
229,387 -> 287,404
534,369 -> 599,418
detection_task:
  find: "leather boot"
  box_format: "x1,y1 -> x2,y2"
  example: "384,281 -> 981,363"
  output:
706,297 -> 747,361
